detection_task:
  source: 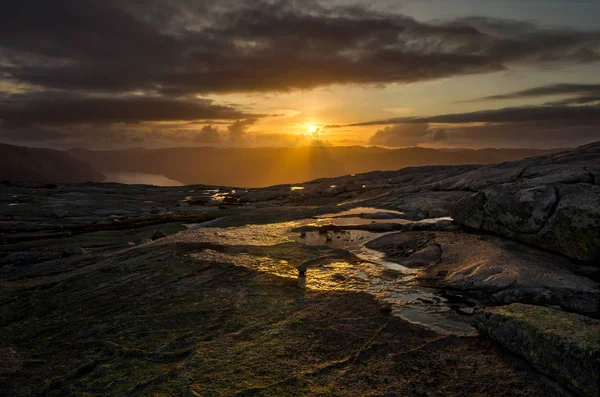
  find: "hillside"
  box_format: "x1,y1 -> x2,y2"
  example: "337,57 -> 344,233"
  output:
0,143 -> 105,183
68,146 -> 562,187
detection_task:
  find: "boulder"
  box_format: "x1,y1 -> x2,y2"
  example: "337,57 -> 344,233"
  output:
450,183 -> 600,262
151,229 -> 168,240
476,304 -> 600,397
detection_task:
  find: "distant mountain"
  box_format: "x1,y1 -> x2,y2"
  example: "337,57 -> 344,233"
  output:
0,143 -> 105,183
68,146 -> 563,187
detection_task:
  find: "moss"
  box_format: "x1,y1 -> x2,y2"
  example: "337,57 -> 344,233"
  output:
477,304 -> 600,397
550,212 -> 600,261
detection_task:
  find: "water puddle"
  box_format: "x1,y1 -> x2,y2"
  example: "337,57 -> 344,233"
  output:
183,207 -> 475,335
317,207 -> 405,218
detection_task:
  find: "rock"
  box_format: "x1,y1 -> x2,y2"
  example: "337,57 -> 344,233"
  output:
449,143 -> 600,262
139,239 -> 153,245
419,232 -> 600,316
476,304 -> 600,397
393,191 -> 472,221
53,209 -> 70,218
366,232 -> 439,267
360,211 -> 405,220
1,251 -> 63,267
457,307 -> 475,315
223,195 -> 241,204
543,184 -> 600,262
151,229 -> 168,240
380,303 -> 393,315
400,244 -> 441,267
65,247 -> 88,257
0,347 -> 23,375
186,198 -> 210,205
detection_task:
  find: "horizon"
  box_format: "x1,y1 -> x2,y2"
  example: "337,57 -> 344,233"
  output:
1,0 -> 599,151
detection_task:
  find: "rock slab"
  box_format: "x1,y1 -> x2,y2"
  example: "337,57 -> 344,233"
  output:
476,303 -> 600,397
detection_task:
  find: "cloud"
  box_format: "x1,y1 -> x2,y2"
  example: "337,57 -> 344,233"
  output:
0,123 -> 70,142
362,102 -> 600,148
0,94 -> 259,126
227,118 -> 258,143
251,133 -> 312,147
194,125 -> 222,143
368,123 -> 447,147
435,121 -> 600,149
1,1 -> 599,96
459,83 -> 600,102
351,104 -> 600,126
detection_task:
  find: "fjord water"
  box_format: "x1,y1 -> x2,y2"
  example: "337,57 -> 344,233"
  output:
102,172 -> 184,186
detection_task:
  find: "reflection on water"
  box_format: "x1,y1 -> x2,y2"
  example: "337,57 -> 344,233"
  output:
317,207 -> 405,218
102,172 -> 184,186
183,207 -> 475,335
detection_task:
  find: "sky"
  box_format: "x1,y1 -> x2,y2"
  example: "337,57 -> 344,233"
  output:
0,0 -> 599,149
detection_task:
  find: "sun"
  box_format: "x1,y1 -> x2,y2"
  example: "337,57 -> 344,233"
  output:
307,123 -> 322,138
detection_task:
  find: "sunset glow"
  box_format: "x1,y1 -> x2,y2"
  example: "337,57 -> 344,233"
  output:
0,1 -> 598,150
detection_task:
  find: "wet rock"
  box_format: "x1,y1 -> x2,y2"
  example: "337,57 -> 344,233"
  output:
366,232 -> 437,266
420,232 -> 600,316
476,304 -> 600,397
401,244 -> 442,267
360,211 -> 405,220
151,229 -> 168,240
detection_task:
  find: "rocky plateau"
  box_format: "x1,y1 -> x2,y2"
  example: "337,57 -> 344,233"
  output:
1,142 -> 599,396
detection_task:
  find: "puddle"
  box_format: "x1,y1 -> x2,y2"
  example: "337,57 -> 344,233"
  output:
183,208 -> 474,335
317,207 -> 405,218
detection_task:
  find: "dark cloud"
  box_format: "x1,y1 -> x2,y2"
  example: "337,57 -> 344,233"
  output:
435,121 -> 600,149
0,94 -> 259,126
367,120 -> 599,149
0,124 -> 70,142
368,123 -> 447,147
352,104 -> 600,126
459,83 -> 600,102
1,1 -> 599,96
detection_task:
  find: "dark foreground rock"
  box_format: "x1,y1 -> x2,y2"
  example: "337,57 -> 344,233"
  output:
476,304 -> 600,397
0,243 -> 571,396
